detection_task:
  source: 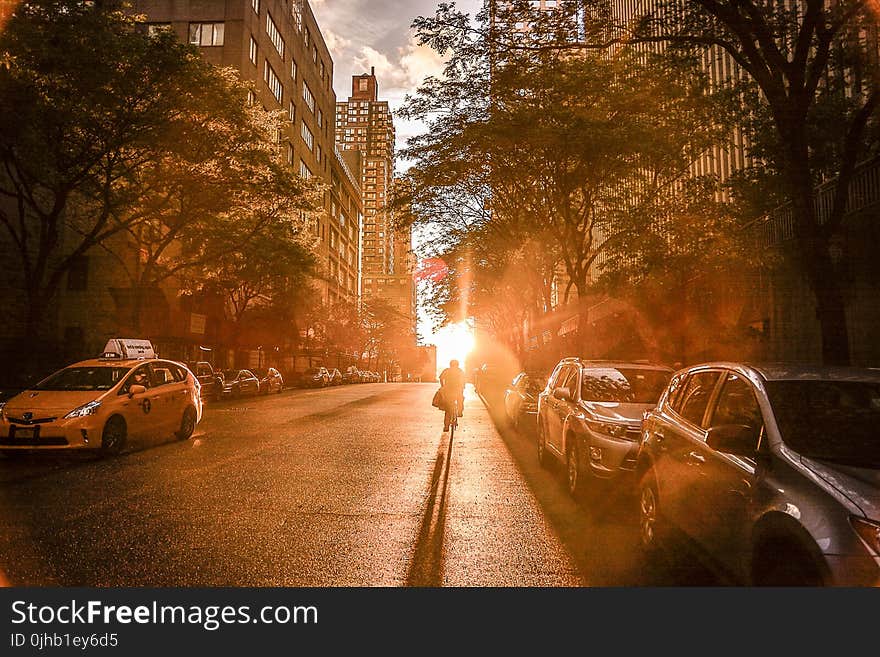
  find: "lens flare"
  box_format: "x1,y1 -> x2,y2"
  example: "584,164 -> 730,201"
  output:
432,322 -> 475,373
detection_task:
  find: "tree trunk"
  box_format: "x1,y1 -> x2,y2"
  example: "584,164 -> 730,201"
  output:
781,123 -> 851,366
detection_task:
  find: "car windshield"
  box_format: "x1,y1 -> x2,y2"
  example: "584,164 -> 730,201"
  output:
524,373 -> 548,394
580,368 -> 671,404
766,380 -> 880,468
33,367 -> 128,392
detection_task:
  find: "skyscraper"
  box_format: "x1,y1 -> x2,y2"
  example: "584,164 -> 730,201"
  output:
336,70 -> 416,333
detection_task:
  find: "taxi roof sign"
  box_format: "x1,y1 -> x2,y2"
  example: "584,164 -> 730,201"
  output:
101,339 -> 157,360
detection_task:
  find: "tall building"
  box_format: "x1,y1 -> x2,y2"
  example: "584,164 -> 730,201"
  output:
335,69 -> 395,276
336,70 -> 416,332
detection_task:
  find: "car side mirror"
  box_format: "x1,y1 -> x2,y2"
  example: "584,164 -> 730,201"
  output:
128,384 -> 147,398
706,424 -> 758,458
552,387 -> 572,402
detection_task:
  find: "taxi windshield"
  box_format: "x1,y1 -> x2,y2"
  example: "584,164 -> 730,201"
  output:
33,367 -> 128,392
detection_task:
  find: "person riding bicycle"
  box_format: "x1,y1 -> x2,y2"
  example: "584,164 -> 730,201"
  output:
439,359 -> 465,432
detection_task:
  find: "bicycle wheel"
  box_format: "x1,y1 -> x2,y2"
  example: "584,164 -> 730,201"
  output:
450,400 -> 459,439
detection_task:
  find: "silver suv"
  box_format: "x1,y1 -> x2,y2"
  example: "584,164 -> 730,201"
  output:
638,363 -> 880,586
537,358 -> 672,499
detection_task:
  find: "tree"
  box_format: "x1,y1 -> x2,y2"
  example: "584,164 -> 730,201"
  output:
101,73 -> 322,332
401,1 -> 728,351
605,1 -> 879,363
0,1 -> 280,341
190,220 -> 317,350
359,298 -> 414,374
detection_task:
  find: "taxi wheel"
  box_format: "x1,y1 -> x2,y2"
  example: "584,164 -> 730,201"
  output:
176,407 -> 197,441
100,416 -> 127,456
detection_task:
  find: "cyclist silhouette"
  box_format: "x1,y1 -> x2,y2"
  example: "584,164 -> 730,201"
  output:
439,359 -> 465,433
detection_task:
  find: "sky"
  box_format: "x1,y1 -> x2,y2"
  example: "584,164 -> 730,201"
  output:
311,0 -> 482,344
311,0 -> 480,168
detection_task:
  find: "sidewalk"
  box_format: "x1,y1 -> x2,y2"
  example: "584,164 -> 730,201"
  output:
409,384 -> 582,586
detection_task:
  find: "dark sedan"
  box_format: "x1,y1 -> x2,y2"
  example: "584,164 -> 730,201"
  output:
221,369 -> 260,398
638,362 -> 880,586
299,367 -> 331,388
504,371 -> 548,431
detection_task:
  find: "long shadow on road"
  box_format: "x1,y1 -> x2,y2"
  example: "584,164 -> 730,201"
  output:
405,429 -> 454,586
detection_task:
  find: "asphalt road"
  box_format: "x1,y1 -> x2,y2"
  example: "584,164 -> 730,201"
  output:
0,383 -> 721,586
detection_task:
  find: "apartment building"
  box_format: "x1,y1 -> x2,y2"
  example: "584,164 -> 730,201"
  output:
336,70 -> 417,331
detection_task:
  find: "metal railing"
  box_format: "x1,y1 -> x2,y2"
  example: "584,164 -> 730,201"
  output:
748,157 -> 880,247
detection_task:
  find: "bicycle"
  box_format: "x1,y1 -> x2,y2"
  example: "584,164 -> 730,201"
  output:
449,398 -> 460,439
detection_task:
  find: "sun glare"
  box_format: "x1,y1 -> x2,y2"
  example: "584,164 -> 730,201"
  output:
432,322 -> 475,373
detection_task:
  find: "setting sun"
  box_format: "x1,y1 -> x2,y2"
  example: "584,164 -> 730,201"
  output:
431,321 -> 475,373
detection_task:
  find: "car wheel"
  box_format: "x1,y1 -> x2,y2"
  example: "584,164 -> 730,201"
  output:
752,538 -> 823,586
638,474 -> 666,558
100,416 -> 127,456
176,407 -> 197,441
566,441 -> 588,500
537,421 -> 551,469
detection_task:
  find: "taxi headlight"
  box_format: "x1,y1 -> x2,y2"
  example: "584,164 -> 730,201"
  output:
64,400 -> 102,419
0,401 -> 6,421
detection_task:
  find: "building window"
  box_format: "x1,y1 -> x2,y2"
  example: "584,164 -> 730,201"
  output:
189,22 -> 224,47
302,82 -> 315,113
249,36 -> 258,65
247,90 -> 256,106
266,12 -> 285,59
288,101 -> 296,122
292,0 -> 303,31
287,142 -> 294,164
264,61 -> 282,103
251,0 -> 259,14
291,59 -> 297,80
301,122 -> 314,150
317,108 -> 323,128
316,144 -> 322,163
320,60 -> 325,80
304,28 -> 311,49
312,45 -> 318,63
359,78 -> 368,92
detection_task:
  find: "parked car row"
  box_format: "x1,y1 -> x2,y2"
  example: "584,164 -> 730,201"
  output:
294,366 -> 383,388
184,362 -> 284,400
505,356 -> 880,587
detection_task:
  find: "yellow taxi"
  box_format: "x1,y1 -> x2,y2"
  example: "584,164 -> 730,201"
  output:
0,339 -> 203,455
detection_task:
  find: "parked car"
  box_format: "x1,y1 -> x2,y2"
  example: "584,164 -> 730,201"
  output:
328,368 -> 343,386
300,367 -> 331,388
185,361 -> 225,401
343,366 -> 361,384
0,339 -> 202,456
221,369 -> 260,397
474,363 -> 503,395
537,358 -> 673,499
504,370 -> 549,431
254,367 -> 283,394
638,362 -> 880,586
